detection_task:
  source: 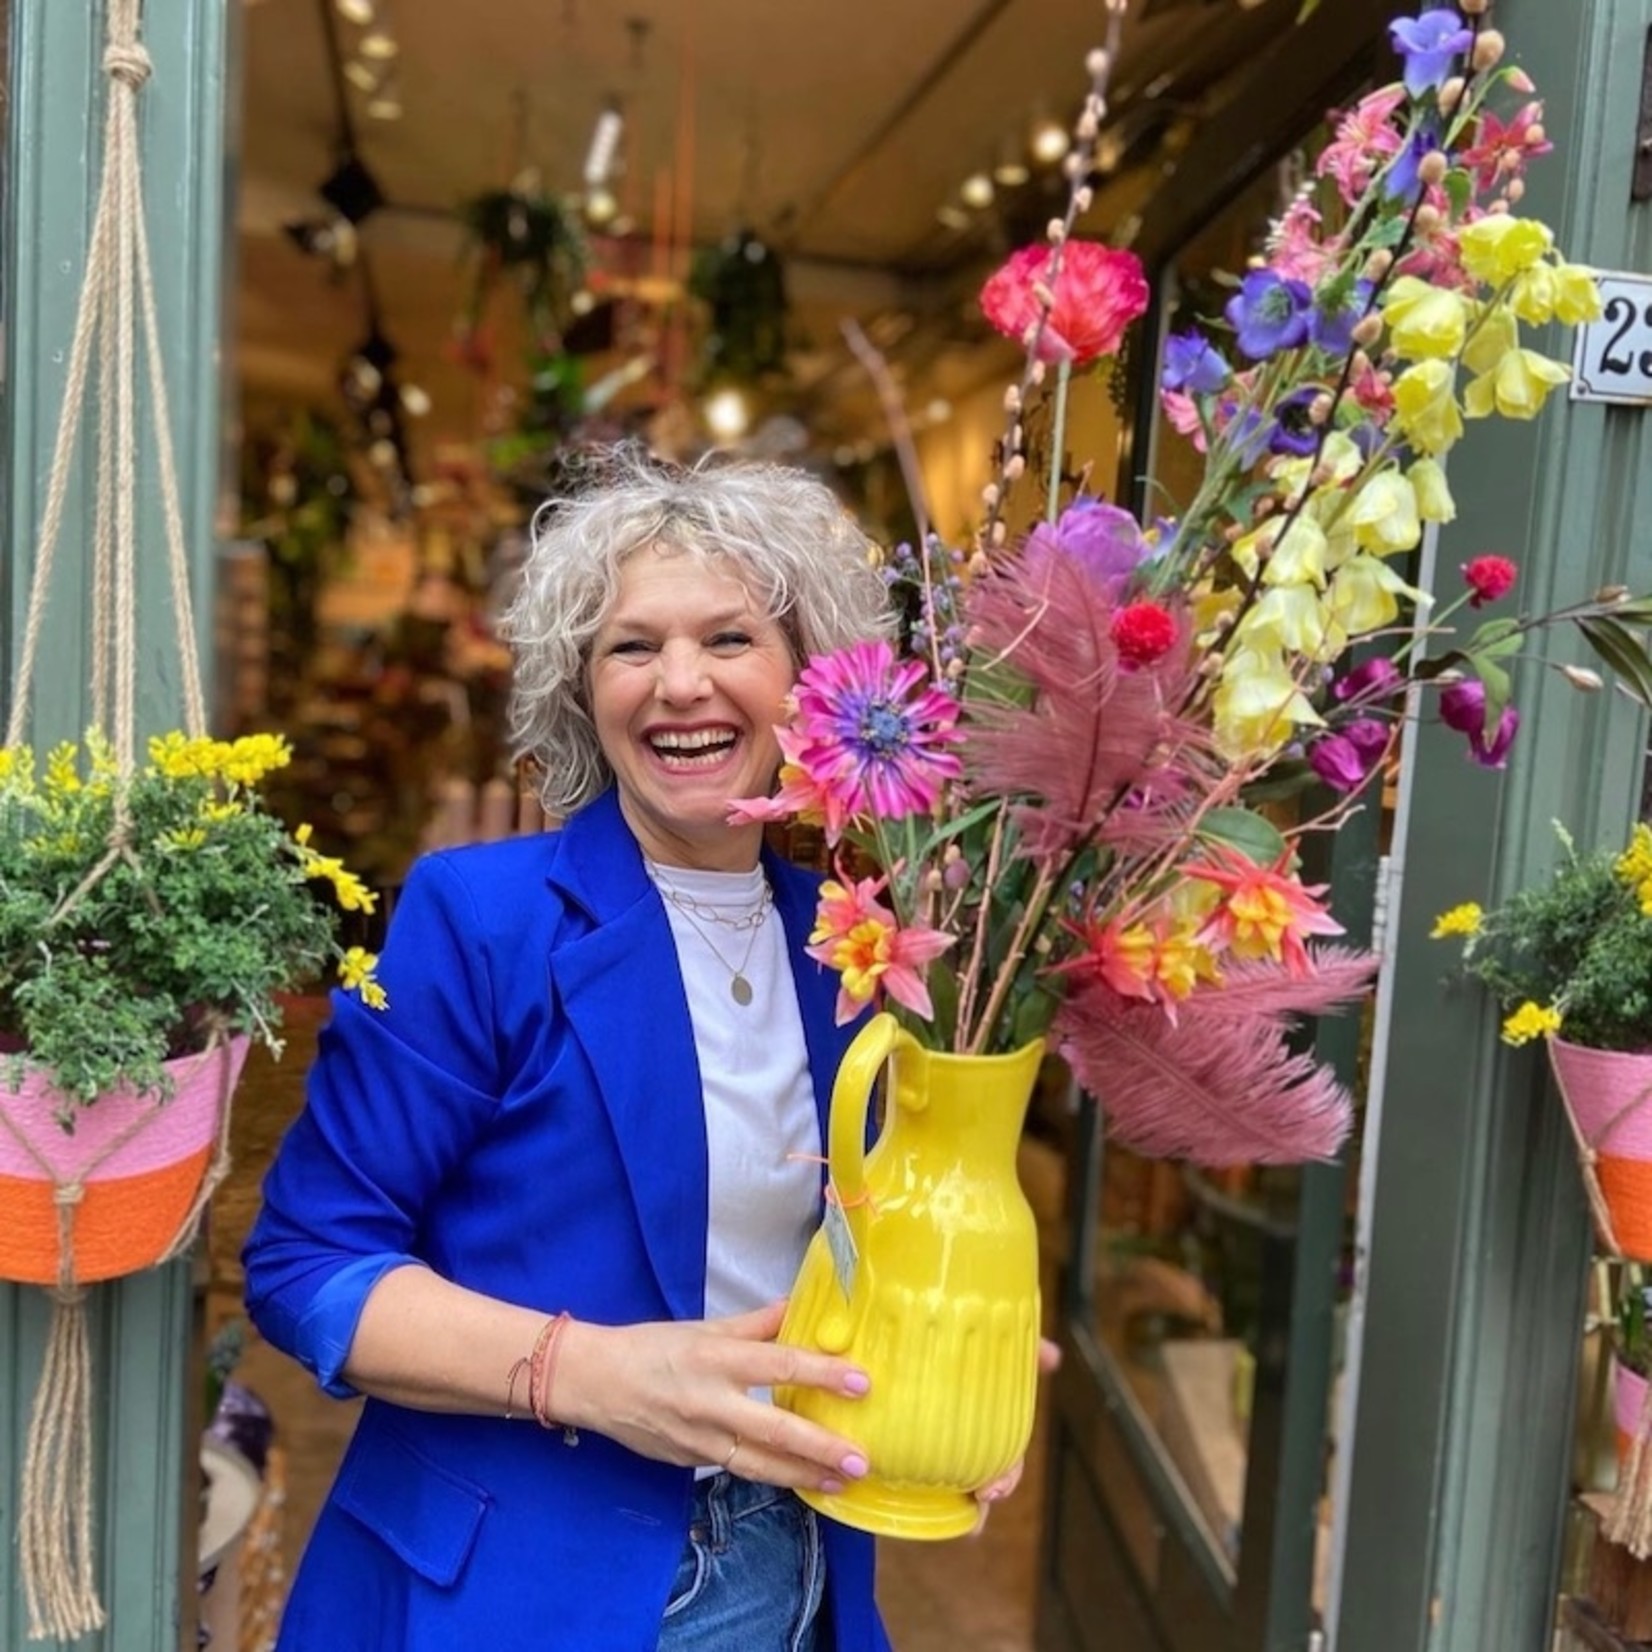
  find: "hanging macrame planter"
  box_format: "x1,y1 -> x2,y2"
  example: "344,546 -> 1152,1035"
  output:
0,2 -> 247,1639
1548,1038 -> 1652,1557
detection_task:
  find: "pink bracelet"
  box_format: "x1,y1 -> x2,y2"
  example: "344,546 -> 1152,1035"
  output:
527,1311 -> 580,1445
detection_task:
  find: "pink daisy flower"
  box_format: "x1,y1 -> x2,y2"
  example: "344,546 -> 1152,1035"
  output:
790,641 -> 963,827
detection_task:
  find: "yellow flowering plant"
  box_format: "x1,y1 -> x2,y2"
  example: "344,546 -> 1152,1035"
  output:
1432,822 -> 1652,1052
0,730 -> 386,1123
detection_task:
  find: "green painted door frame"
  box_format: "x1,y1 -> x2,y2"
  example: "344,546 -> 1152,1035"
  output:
1332,2 -> 1652,1649
0,2 -> 233,1648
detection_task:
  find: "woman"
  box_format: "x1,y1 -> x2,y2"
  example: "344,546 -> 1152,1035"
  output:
245,450 -> 907,1650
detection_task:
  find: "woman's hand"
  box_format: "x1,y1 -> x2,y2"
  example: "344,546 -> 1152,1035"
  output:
557,1300 -> 872,1494
972,1335 -> 1062,1526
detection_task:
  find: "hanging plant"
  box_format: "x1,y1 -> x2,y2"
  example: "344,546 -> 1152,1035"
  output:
456,180 -> 590,359
689,227 -> 790,386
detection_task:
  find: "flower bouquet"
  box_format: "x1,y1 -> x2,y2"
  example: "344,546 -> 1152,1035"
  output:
749,0 -> 1652,1538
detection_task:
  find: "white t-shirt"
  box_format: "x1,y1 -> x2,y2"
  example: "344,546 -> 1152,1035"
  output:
644,861 -> 822,1330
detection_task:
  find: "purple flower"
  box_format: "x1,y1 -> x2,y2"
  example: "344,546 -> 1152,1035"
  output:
1389,10 -> 1474,98
1225,271 -> 1314,360
1439,679 -> 1521,768
1219,404 -> 1272,467
1333,658 -> 1403,704
1382,123 -> 1442,201
1268,388 -> 1322,457
1307,718 -> 1391,793
1023,498 -> 1149,595
1309,280 -> 1374,357
1162,332 -> 1231,395
1344,718 -> 1391,759
1308,735 -> 1369,793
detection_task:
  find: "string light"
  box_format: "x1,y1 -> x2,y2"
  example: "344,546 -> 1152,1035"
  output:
1030,118 -> 1069,165
704,388 -> 751,443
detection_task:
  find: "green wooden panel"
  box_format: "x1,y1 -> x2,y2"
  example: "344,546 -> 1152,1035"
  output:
1332,2 -> 1652,1648
0,1 -> 232,1647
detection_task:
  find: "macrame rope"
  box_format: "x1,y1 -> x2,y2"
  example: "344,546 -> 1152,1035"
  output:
4,0 -> 205,765
1609,1358 -> 1652,1558
4,3 -> 217,1636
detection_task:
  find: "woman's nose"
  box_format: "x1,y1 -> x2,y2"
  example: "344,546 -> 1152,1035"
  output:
654,643 -> 710,704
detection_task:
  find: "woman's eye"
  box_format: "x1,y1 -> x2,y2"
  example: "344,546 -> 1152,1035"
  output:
709,632 -> 752,651
609,638 -> 655,656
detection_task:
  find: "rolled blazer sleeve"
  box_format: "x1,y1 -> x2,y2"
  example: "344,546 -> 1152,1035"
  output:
243,852 -> 504,1396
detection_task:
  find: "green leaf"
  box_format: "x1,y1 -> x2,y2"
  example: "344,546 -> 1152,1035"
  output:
1470,654 -> 1512,740
1197,807 -> 1287,866
1296,0 -> 1321,17
917,798 -> 1004,855
1442,169 -> 1474,220
1580,615 -> 1652,708
1466,616 -> 1523,661
1010,978 -> 1066,1049
926,960 -> 960,1048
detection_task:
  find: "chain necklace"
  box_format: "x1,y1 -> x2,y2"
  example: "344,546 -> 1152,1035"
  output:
652,873 -> 772,1007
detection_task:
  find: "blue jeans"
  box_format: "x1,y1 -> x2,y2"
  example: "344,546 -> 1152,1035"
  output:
656,1473 -> 825,1651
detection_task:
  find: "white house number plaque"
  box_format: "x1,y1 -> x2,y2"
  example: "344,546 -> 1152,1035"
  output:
1571,271 -> 1652,406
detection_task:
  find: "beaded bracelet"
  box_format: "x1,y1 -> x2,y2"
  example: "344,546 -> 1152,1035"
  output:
525,1311 -> 580,1445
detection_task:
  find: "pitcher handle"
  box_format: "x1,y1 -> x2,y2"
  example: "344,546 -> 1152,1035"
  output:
828,1012 -> 914,1267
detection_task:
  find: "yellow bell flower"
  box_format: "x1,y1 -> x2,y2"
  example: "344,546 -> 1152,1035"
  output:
1552,263 -> 1603,325
1348,469 -> 1421,555
1407,458 -> 1456,525
1212,647 -> 1323,757
1392,360 -> 1464,456
1236,584 -> 1340,658
1463,305 -> 1519,376
1271,432 -> 1362,496
1463,348 -> 1571,420
1328,553 -> 1429,637
1381,275 -> 1472,359
1459,215 -> 1555,286
1261,515 -> 1331,589
1508,264 -> 1558,326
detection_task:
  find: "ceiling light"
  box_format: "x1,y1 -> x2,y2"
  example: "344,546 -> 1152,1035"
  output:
320,154 -> 385,224
703,388 -> 750,443
400,383 -> 431,417
343,58 -> 378,92
569,289 -> 597,316
334,0 -> 376,23
993,157 -> 1030,188
583,187 -> 618,226
1096,134 -> 1124,174
583,101 -> 625,188
935,204 -> 970,231
1030,118 -> 1069,166
959,173 -> 995,210
366,84 -> 403,120
359,27 -> 399,60
925,398 -> 953,423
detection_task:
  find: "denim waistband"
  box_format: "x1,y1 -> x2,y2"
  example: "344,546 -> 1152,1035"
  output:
687,1471 -> 797,1552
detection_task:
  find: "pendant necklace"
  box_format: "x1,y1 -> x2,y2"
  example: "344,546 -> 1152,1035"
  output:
653,876 -> 772,1006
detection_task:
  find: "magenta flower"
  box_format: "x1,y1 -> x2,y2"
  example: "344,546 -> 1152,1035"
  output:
1439,680 -> 1520,768
789,641 -> 963,825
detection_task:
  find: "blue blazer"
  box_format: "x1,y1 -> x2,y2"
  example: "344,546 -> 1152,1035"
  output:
244,789 -> 891,1651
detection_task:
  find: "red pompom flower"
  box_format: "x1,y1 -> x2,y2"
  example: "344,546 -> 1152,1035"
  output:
1110,600 -> 1179,668
980,241 -> 1150,368
1463,554 -> 1518,608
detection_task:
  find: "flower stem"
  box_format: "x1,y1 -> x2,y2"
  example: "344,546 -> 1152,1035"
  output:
1046,358 -> 1072,524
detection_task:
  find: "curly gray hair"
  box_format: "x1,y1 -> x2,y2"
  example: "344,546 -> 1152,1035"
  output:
501,446 -> 895,815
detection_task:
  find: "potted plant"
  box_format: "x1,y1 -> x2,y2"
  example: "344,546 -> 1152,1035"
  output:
1614,1273 -> 1652,1468
0,727 -> 386,1287
1432,821 -> 1652,1260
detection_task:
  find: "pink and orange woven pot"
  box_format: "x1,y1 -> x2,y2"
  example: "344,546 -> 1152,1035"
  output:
1550,1039 -> 1652,1264
0,1037 -> 249,1286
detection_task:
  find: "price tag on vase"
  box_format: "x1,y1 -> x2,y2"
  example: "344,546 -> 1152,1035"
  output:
1571,271 -> 1652,406
823,1181 -> 858,1301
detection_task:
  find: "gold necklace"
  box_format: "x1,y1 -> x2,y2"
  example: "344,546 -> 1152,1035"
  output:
653,876 -> 772,1006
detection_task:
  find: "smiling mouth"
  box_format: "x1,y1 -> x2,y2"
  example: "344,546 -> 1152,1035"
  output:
647,728 -> 740,768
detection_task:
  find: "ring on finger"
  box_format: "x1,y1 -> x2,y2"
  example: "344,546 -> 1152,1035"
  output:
720,1434 -> 741,1472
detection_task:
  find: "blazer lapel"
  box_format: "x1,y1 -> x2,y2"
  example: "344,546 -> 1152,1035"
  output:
546,793 -> 708,1321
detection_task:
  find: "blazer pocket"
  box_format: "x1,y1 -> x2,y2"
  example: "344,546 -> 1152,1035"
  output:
334,1419 -> 491,1588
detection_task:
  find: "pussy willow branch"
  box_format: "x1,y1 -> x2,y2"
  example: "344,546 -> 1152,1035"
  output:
976,0 -> 1131,561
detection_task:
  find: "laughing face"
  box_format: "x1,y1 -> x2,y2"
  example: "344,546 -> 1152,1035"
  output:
587,544 -> 796,870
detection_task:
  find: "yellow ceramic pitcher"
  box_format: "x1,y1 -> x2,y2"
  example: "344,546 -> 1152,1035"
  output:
776,1012 -> 1045,1540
